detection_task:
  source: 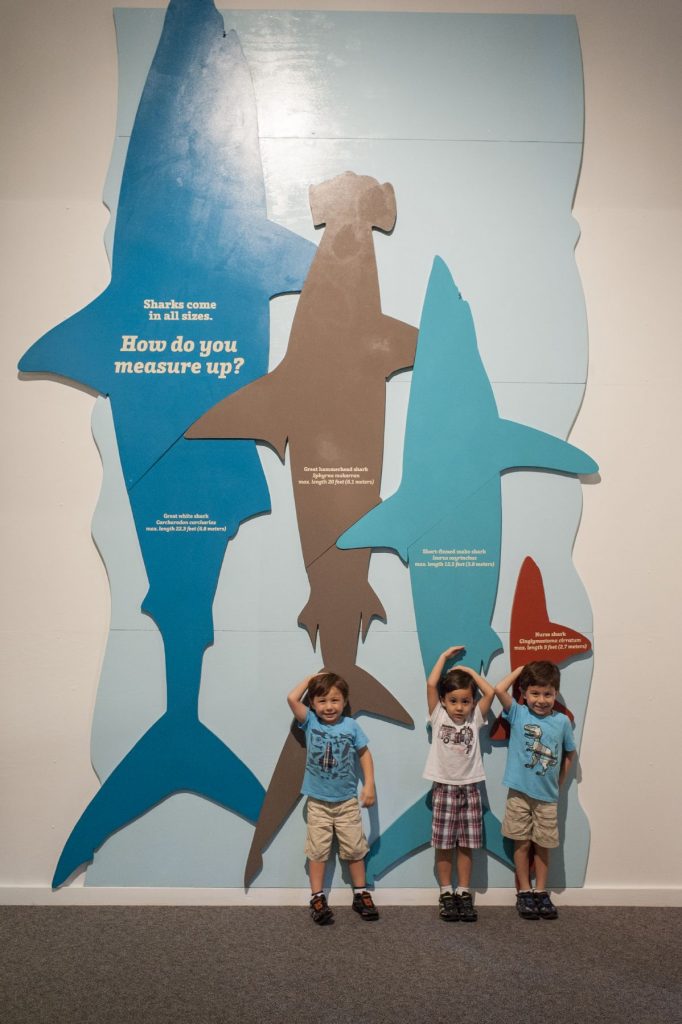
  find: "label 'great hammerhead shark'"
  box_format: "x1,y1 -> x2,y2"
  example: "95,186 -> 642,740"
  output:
338,256 -> 598,878
187,170 -> 418,884
19,0 -> 316,887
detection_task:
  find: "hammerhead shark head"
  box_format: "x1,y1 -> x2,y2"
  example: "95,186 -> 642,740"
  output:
338,256 -> 598,879
188,171 -> 418,883
19,0 -> 316,886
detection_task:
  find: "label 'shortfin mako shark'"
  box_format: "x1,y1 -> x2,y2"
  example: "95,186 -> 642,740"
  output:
187,171 -> 418,884
19,0 -> 316,887
338,256 -> 598,879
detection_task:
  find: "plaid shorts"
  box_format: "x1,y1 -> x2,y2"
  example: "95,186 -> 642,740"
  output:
431,782 -> 483,849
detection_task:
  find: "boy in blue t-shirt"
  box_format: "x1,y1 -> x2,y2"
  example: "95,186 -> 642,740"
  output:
288,671 -> 378,925
495,661 -> 576,920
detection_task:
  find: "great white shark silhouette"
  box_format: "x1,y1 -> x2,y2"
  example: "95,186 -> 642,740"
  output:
338,256 -> 598,879
188,171 -> 418,884
19,0 -> 316,887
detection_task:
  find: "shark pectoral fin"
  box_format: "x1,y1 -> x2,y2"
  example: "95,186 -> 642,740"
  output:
382,316 -> 419,377
297,594 -> 321,648
18,296 -> 111,395
360,583 -> 387,641
244,725 -> 307,887
52,713 -> 264,888
498,420 -> 599,476
346,664 -> 413,727
337,497 -> 412,562
185,371 -> 289,461
365,793 -> 432,883
479,626 -> 504,674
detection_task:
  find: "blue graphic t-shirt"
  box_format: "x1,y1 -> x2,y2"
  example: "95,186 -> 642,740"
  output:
299,709 -> 369,802
502,701 -> 576,803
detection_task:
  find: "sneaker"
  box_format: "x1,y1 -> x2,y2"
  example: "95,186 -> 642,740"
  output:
515,890 -> 539,920
534,890 -> 558,920
309,893 -> 334,925
455,890 -> 477,923
438,891 -> 459,922
352,890 -> 380,921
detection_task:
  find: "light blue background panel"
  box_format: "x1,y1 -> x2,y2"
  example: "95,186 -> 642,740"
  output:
113,10 -> 583,143
81,7 -> 592,886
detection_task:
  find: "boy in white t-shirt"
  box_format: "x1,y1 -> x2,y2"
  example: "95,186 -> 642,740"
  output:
424,645 -> 495,922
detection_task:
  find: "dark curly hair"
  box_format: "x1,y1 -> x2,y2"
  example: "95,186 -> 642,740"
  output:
307,671 -> 349,703
437,668 -> 476,700
517,661 -> 560,693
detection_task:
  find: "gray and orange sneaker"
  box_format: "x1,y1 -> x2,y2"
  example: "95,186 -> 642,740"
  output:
352,890 -> 379,921
309,892 -> 334,925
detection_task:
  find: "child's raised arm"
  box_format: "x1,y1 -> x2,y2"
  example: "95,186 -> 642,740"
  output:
494,665 -> 524,710
456,665 -> 496,718
287,674 -> 317,723
426,646 -> 465,714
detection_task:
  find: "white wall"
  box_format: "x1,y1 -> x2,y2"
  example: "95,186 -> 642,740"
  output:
2,0 -> 680,901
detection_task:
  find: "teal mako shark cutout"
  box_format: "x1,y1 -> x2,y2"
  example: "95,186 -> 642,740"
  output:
338,257 -> 598,879
19,0 -> 315,886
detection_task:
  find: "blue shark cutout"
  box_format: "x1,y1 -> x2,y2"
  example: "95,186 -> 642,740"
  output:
339,256 -> 598,876
19,0 -> 315,887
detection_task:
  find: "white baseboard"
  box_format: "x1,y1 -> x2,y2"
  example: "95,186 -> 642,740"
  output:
1,886 -> 680,907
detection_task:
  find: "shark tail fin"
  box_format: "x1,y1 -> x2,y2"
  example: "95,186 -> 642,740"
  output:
52,712 -> 264,888
345,663 -> 413,727
185,367 -> 290,461
244,724 -> 307,887
365,793 -> 513,884
365,792 -> 432,884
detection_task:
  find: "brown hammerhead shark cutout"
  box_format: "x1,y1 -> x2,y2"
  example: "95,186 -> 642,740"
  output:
187,171 -> 418,884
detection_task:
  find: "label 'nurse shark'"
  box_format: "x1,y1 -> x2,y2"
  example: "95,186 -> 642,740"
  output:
19,0 -> 315,887
338,256 -> 598,877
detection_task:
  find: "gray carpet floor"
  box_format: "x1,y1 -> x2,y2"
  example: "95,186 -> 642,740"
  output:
1,906 -> 681,1024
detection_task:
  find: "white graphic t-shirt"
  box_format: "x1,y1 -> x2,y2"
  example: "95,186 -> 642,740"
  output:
423,703 -> 487,785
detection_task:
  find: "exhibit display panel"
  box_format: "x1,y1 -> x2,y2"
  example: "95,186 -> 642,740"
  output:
19,1 -> 596,889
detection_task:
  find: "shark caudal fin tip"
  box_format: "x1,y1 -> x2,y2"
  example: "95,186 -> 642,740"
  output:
244,852 -> 264,888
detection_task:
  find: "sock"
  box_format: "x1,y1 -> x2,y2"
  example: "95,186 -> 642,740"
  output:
311,890 -> 325,900
439,886 -> 452,895
456,887 -> 469,896
353,887 -> 366,895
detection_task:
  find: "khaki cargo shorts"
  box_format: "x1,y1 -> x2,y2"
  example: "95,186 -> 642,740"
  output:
501,789 -> 559,849
304,796 -> 370,862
